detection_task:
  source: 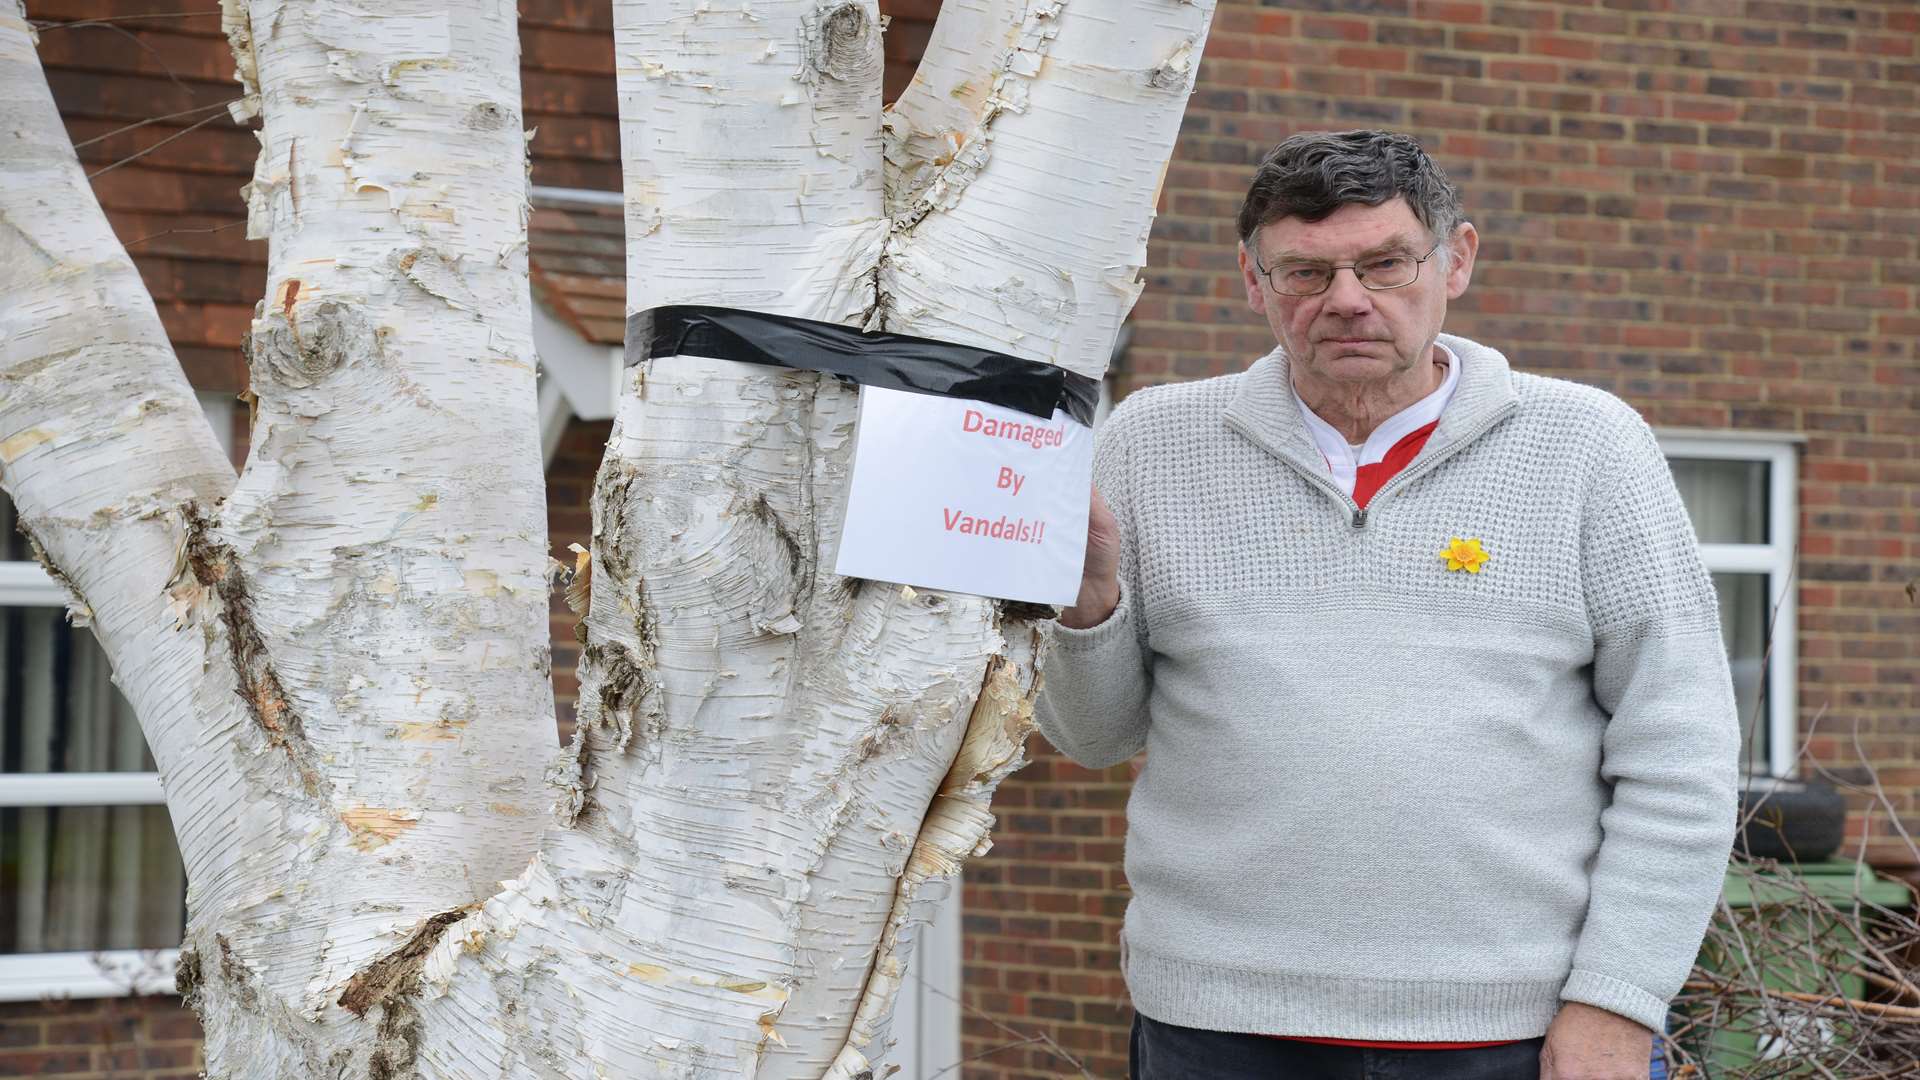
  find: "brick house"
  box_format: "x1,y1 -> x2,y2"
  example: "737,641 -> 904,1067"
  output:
2,1 -> 1914,1078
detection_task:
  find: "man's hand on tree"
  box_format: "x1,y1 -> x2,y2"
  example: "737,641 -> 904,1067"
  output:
1540,1001 -> 1653,1080
1059,485 -> 1120,629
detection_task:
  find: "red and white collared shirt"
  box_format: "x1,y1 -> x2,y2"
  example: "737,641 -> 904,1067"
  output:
1292,341 -> 1460,509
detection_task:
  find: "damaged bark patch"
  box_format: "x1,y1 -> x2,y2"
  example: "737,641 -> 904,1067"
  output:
999,600 -> 1058,623
885,2 -> 1063,232
941,651 -> 1038,796
338,906 -> 474,1017
553,637 -> 661,826
214,933 -> 262,1012
13,520 -> 92,627
851,705 -> 908,766
799,2 -> 881,114
183,504 -> 329,797
562,542 -> 593,643
339,906 -> 474,1080
463,101 -> 509,130
367,996 -> 421,1080
341,807 -> 421,851
582,638 -> 660,755
398,247 -> 483,312
560,454 -> 668,825
589,459 -> 642,581
748,494 -> 804,587
175,945 -> 203,1005
812,4 -> 875,83
744,493 -> 806,636
248,298 -> 377,390
1147,37 -> 1199,90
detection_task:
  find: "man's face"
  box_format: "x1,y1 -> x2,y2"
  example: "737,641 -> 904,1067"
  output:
1238,198 -> 1477,388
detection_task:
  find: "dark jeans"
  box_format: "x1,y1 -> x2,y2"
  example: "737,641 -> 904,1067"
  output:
1130,1013 -> 1545,1080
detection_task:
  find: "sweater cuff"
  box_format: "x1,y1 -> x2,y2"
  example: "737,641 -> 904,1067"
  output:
1559,969 -> 1668,1034
1050,579 -> 1135,651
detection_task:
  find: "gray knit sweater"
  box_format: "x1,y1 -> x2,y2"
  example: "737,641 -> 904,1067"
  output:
1036,334 -> 1740,1039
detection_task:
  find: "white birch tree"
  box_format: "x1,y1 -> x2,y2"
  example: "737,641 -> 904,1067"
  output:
0,0 -> 1215,1075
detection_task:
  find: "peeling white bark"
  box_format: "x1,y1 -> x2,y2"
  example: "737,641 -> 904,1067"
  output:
6,0 -> 1213,1075
181,0 -> 557,1070
884,0 -> 1212,377
0,1 -> 249,919
444,3 -> 1215,1076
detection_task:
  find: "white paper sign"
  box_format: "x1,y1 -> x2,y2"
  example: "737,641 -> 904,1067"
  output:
835,386 -> 1094,605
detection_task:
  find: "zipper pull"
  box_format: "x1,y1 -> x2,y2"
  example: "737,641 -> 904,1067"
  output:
1351,507 -> 1368,529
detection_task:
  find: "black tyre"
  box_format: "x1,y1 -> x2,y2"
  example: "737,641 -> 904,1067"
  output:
1735,780 -> 1848,863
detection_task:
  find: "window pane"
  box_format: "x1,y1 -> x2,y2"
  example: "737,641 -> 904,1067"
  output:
0,804 -> 186,953
1668,458 -> 1769,545
3,606 -> 155,774
1714,572 -> 1772,773
0,492 -> 188,956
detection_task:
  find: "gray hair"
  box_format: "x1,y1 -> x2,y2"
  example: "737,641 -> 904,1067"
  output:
1236,131 -> 1464,258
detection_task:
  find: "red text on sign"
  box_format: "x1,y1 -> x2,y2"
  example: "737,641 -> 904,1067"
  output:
942,509 -> 1047,545
962,409 -> 1065,450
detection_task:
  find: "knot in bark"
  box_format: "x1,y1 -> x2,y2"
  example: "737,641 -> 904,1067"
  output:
464,101 -> 510,130
807,3 -> 879,86
250,299 -> 375,391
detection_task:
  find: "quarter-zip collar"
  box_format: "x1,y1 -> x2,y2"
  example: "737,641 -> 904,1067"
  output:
1223,333 -> 1522,515
1293,341 -> 1460,493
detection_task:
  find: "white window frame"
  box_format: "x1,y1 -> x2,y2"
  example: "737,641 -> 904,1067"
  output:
0,393 -> 230,1000
1655,430 -> 1802,780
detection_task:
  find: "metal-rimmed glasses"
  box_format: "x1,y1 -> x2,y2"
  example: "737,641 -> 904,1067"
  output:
1253,240 -> 1443,297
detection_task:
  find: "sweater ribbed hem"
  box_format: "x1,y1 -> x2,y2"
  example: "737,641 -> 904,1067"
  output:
1559,968 -> 1669,1033
1125,942 -> 1560,1041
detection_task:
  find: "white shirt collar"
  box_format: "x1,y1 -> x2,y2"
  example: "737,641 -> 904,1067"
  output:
1291,342 -> 1461,493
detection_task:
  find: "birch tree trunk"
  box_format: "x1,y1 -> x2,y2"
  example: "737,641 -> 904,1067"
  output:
491,2 -> 1218,1074
0,0 -> 243,919
2,0 -> 1215,1075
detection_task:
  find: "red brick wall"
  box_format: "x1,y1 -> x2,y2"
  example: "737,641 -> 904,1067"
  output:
958,1 -> 1919,1076
958,758 -> 1137,1077
520,0 -> 617,191
26,1 -> 254,393
0,997 -> 200,1080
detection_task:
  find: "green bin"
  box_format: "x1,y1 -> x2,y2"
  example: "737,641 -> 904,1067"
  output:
1679,859 -> 1913,1075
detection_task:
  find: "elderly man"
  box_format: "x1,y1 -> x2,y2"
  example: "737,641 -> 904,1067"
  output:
1038,130 -> 1739,1080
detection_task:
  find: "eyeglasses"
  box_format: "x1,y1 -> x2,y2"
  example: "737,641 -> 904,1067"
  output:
1253,240 -> 1443,297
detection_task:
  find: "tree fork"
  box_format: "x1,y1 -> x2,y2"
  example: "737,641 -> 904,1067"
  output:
3,0 -> 1217,1073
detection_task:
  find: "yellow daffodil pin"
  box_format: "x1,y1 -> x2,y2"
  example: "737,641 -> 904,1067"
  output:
1439,537 -> 1490,574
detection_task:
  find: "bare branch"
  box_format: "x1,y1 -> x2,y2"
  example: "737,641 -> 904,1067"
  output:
920,980 -> 1098,1080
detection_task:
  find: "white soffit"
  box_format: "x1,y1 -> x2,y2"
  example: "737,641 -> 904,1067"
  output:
533,301 -> 619,423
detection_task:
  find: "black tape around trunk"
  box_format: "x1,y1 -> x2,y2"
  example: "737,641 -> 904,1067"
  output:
627,305 -> 1099,427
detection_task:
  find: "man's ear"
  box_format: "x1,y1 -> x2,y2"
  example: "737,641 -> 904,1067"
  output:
1444,221 -> 1479,300
1238,241 -> 1268,316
